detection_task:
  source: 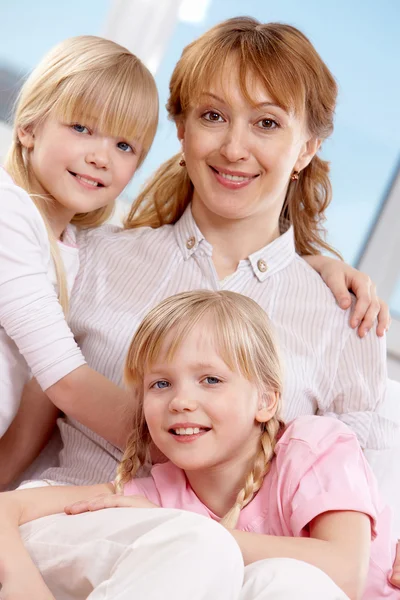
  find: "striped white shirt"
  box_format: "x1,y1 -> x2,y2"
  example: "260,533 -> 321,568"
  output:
41,205 -> 396,485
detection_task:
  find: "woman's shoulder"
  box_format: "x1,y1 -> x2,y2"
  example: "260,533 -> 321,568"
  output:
75,221 -> 176,257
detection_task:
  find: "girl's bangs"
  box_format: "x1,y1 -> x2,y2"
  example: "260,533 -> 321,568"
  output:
52,66 -> 158,154
132,303 -> 258,384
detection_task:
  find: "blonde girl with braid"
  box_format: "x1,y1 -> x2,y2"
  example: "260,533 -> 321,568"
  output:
0,35 -> 158,442
0,291 -> 397,600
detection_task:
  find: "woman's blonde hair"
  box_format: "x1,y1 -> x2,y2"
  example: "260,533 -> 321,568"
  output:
116,290 -> 285,529
124,17 -> 340,259
5,35 -> 159,310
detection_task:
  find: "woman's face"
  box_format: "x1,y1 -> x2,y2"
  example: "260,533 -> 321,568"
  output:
178,66 -> 319,225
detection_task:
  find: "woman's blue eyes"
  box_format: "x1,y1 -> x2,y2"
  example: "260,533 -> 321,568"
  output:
71,124 -> 133,152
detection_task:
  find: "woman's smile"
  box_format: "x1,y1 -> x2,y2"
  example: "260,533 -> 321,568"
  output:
210,165 -> 259,190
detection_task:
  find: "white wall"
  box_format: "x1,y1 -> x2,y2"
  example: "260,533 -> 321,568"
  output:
0,121 -> 12,163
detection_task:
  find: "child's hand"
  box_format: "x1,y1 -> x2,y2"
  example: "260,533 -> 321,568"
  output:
389,540 -> 400,588
64,493 -> 159,515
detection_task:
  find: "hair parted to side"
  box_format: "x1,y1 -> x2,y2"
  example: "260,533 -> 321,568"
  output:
5,35 -> 159,310
124,16 -> 340,258
116,290 -> 285,529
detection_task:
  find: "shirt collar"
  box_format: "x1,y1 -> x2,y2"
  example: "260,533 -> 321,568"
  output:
174,204 -> 210,259
247,218 -> 296,281
174,204 -> 296,280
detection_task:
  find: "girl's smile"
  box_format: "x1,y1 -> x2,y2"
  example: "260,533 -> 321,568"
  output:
168,422 -> 211,443
19,115 -> 141,236
143,319 -> 264,474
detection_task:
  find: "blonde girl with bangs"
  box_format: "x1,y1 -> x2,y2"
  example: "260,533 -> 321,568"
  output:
0,290 -> 396,599
0,36 -> 158,448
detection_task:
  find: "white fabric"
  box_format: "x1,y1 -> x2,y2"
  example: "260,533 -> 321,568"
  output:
365,378 -> 400,537
0,168 -> 85,437
20,507 -> 348,600
21,508 -> 243,600
240,559 -> 349,599
37,205 -> 397,486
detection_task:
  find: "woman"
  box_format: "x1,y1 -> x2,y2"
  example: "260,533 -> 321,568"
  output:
1,18 -> 395,490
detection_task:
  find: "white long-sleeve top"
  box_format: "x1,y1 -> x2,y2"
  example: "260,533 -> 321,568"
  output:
40,205 -> 396,486
0,168 -> 85,436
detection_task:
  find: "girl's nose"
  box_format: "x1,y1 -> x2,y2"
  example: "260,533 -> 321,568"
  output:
85,140 -> 111,169
168,393 -> 198,413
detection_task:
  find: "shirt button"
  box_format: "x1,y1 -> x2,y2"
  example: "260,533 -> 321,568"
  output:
186,236 -> 196,249
257,259 -> 268,273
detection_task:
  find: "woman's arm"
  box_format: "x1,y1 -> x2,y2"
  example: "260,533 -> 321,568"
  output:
44,365 -> 133,448
0,379 -> 59,490
303,255 -> 390,337
0,483 -> 112,598
230,510 -> 370,600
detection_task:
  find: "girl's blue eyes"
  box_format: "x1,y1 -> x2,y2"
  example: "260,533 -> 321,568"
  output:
153,380 -> 170,389
204,376 -> 221,385
71,124 -> 133,152
152,377 -> 221,389
72,124 -> 89,134
117,141 -> 133,153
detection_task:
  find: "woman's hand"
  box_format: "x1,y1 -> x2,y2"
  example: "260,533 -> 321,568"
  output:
389,541 -> 400,588
304,255 -> 390,337
65,493 -> 159,515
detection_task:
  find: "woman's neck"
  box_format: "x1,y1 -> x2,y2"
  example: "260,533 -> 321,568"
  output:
191,199 -> 281,280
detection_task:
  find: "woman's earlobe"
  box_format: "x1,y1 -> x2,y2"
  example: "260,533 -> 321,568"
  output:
176,120 -> 186,144
296,137 -> 322,172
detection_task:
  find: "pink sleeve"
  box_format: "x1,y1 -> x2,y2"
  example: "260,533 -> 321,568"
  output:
276,417 -> 379,538
122,476 -> 161,506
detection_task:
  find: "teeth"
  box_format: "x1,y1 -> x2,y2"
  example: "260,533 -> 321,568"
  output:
76,174 -> 99,187
174,427 -> 202,435
219,172 -> 252,182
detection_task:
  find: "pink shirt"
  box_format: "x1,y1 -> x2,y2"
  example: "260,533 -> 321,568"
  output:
124,416 -> 398,599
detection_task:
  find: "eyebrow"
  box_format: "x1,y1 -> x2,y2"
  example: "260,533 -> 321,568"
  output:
147,361 -> 224,373
199,92 -> 284,111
